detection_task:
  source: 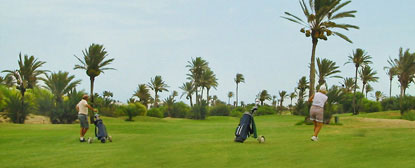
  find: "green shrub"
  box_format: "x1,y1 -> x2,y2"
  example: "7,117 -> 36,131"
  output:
147,107 -> 164,118
230,106 -> 245,118
293,99 -> 310,116
209,104 -> 230,116
361,99 -> 382,113
402,111 -> 415,121
342,92 -> 364,113
256,105 -> 277,116
118,102 -> 147,121
4,93 -> 35,123
381,97 -> 400,111
32,88 -> 54,116
171,102 -> 191,118
191,101 -> 208,120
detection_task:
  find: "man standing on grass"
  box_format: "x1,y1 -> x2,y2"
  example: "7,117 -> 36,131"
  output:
76,95 -> 96,142
308,85 -> 328,141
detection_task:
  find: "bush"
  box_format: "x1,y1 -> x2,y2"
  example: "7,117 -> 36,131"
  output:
402,111 -> 415,121
293,100 -> 310,116
209,104 -> 230,116
342,92 -> 364,113
256,105 -> 277,116
147,107 -> 164,118
361,99 -> 382,113
171,102 -> 191,118
381,97 -> 400,111
32,88 -> 54,116
191,101 -> 208,120
118,102 -> 147,121
4,93 -> 35,123
230,106 -> 245,118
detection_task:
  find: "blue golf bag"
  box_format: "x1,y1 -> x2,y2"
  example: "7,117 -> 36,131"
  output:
234,107 -> 258,143
94,114 -> 111,143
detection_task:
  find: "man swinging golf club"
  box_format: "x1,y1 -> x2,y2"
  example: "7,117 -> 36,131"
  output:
76,95 -> 97,142
308,85 -> 328,141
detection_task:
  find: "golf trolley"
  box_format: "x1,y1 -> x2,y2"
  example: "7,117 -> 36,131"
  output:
88,113 -> 112,144
234,100 -> 265,143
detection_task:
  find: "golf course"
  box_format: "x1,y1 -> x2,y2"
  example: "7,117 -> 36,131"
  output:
1,111 -> 414,168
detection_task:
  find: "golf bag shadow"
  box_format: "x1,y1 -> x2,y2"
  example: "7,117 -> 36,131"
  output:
234,107 -> 257,143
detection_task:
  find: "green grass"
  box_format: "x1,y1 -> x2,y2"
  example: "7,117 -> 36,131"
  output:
1,111 -> 415,168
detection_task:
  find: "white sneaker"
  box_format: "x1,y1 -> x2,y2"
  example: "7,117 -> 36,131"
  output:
311,136 -> 318,141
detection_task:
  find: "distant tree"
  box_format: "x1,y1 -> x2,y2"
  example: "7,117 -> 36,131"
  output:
365,84 -> 373,99
3,53 -> 47,122
258,90 -> 271,106
297,76 -> 309,102
133,84 -> 151,108
272,95 -> 277,107
346,48 -> 372,115
74,43 -> 115,121
282,0 -> 359,97
316,58 -> 341,88
186,57 -> 208,104
201,68 -> 218,105
289,92 -> 297,111
359,65 -> 378,94
234,73 -> 245,107
375,91 -> 383,102
147,75 -> 169,107
227,91 -> 234,105
384,58 -> 398,98
180,81 -> 194,107
341,77 -> 357,93
279,91 -> 288,111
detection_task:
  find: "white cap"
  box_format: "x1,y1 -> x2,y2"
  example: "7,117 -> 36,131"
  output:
319,85 -> 327,92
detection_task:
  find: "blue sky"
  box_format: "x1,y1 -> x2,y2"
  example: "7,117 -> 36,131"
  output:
1,0 -> 415,105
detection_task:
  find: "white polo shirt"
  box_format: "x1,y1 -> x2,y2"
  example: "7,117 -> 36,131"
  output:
77,99 -> 88,115
312,92 -> 328,108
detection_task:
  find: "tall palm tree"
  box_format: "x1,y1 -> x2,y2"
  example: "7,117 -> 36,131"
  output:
297,76 -> 309,101
234,73 -> 245,107
289,92 -> 297,110
258,90 -> 271,106
365,84 -> 373,99
74,43 -> 115,107
186,57 -> 208,105
341,77 -> 357,93
201,68 -> 218,105
279,91 -> 288,111
345,48 -> 372,115
359,65 -> 378,94
179,81 -> 195,107
3,53 -> 47,119
227,91 -> 234,105
375,91 -> 383,102
42,71 -> 81,103
389,48 -> 415,107
282,0 -> 359,97
316,58 -> 341,88
272,95 -> 277,107
384,58 -> 398,98
147,75 -> 169,107
133,84 -> 152,108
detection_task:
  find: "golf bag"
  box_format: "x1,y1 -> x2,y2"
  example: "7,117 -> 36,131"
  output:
94,114 -> 110,143
234,107 -> 258,143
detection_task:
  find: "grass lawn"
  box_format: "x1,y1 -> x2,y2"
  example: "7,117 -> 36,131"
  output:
1,111 -> 415,168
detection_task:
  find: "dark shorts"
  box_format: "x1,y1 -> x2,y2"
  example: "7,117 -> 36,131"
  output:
78,114 -> 89,129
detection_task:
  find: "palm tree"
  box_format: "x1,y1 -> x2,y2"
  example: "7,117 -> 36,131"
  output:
201,68 -> 218,105
147,75 -> 169,107
258,90 -> 271,106
359,65 -> 378,94
289,92 -> 297,111
341,77 -> 357,93
279,91 -> 288,112
316,58 -> 341,88
42,71 -> 81,103
282,0 -> 359,97
234,73 -> 245,107
297,76 -> 309,101
345,48 -> 372,115
272,95 -> 277,107
179,82 -> 195,107
391,48 -> 415,97
227,91 -> 234,105
384,58 -> 398,98
3,53 -> 47,120
186,57 -> 208,105
375,91 -> 383,102
365,84 -> 373,99
133,84 -> 152,108
74,43 -> 115,108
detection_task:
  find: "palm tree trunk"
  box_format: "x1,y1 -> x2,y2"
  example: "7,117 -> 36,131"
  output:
154,91 -> 158,107
195,86 -> 199,105
228,97 -> 230,105
236,83 -> 239,107
189,95 -> 193,107
89,76 -> 95,123
352,66 -> 358,115
362,83 -> 366,96
389,78 -> 392,98
309,38 -> 318,99
206,88 -> 210,106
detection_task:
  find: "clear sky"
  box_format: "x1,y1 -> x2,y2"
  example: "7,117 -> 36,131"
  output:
1,0 -> 415,105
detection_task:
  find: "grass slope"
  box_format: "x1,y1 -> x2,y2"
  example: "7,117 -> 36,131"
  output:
1,111 -> 415,168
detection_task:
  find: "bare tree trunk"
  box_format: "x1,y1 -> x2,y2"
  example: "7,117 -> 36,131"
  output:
89,77 -> 95,123
352,66 -> 358,115
389,78 -> 392,98
236,83 -> 239,107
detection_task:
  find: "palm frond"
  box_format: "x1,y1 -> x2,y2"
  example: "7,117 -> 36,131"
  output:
333,31 -> 352,43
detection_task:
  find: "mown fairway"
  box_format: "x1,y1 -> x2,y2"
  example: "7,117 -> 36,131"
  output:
1,111 -> 415,168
